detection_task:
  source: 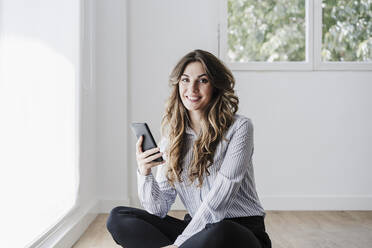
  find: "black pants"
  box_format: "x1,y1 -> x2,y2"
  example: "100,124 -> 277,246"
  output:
106,206 -> 271,248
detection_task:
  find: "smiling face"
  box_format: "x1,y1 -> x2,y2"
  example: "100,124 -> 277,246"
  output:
178,61 -> 214,114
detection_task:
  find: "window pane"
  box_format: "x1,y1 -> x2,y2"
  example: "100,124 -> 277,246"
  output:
322,0 -> 372,62
227,0 -> 306,62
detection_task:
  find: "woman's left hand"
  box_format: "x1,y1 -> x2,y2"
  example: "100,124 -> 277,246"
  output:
160,245 -> 178,248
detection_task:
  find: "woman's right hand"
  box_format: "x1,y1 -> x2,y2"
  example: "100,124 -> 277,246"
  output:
136,135 -> 166,176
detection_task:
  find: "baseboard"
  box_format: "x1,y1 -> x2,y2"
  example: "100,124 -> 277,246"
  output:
100,195 -> 372,211
261,195 -> 372,210
99,197 -> 186,212
28,199 -> 99,248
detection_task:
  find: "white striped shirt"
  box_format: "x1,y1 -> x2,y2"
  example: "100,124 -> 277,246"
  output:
137,114 -> 265,246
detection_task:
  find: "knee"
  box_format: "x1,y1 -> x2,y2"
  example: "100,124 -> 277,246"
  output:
106,206 -> 137,233
109,206 -> 135,216
184,221 -> 241,247
208,220 -> 236,230
206,220 -> 261,248
206,220 -> 240,237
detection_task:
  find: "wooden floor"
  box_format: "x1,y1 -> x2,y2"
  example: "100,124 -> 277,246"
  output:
72,211 -> 372,248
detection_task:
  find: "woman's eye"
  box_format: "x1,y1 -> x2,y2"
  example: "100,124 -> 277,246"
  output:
181,78 -> 208,83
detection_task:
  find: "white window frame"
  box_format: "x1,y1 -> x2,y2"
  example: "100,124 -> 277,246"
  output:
218,0 -> 372,71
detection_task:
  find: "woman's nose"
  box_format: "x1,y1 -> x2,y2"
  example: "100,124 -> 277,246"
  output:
190,81 -> 199,92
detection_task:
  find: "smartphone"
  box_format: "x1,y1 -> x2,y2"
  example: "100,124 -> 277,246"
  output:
130,122 -> 164,162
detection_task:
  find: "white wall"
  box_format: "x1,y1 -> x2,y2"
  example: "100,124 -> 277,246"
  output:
234,71 -> 372,209
97,0 -> 372,212
95,0 -> 130,211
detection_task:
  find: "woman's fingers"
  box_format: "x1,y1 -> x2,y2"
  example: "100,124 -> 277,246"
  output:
144,151 -> 163,163
140,147 -> 161,159
140,155 -> 165,174
135,136 -> 166,175
136,136 -> 161,159
146,159 -> 166,168
136,135 -> 143,154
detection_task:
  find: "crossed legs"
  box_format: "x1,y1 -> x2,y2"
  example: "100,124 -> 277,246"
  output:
106,206 -> 263,248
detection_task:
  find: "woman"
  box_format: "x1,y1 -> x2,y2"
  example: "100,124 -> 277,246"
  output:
106,49 -> 272,248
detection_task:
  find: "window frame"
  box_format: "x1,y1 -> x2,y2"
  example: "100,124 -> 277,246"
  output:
218,0 -> 372,71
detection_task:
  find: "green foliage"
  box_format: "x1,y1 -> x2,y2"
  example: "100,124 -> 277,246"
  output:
228,0 -> 372,62
322,0 -> 372,61
228,0 -> 306,62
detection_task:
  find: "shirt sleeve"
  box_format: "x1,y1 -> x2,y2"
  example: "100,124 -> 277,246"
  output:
137,136 -> 177,218
174,118 -> 254,246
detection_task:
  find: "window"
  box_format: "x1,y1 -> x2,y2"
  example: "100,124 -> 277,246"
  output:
321,0 -> 372,62
227,0 -> 306,62
0,1 -> 80,247
219,0 -> 372,70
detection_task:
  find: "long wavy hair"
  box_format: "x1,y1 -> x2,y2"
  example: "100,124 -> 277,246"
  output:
160,49 -> 239,188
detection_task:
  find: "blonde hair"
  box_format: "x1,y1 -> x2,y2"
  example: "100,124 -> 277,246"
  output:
161,49 -> 239,188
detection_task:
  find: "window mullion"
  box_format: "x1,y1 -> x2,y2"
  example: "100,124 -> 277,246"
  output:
314,0 -> 322,70
305,0 -> 315,70
218,0 -> 228,62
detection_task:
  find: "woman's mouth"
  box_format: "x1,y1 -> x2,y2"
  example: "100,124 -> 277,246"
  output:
187,96 -> 201,103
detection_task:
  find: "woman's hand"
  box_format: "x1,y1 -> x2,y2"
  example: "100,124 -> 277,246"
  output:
160,245 -> 178,248
136,135 -> 166,176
